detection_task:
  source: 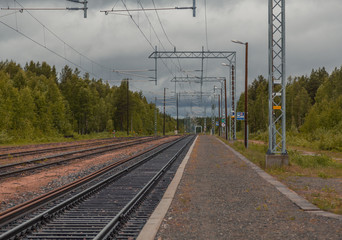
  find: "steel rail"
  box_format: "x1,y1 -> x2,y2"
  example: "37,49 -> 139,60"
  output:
0,137 -> 161,178
0,136 -> 177,227
0,137 -> 153,169
0,136 -> 187,239
0,137 -> 146,160
94,135 -> 193,239
0,137 -> 127,153
0,138 -> 109,154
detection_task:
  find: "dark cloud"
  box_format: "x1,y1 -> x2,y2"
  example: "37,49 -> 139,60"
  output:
1,0 -> 342,117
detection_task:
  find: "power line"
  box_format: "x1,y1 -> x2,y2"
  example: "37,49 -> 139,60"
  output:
120,0 -> 177,80
151,0 -> 174,48
151,0 -> 184,76
0,19 -> 93,76
137,1 -> 166,51
137,0 -> 178,78
0,10 -> 20,18
121,0 -> 154,49
1,1 -> 115,80
12,0 -> 113,77
112,0 -> 121,10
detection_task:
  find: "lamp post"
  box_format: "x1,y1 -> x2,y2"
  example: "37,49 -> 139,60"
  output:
232,40 -> 248,148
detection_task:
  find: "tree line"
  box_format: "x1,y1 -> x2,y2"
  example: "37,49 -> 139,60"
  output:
0,61 -> 177,143
236,66 -> 342,150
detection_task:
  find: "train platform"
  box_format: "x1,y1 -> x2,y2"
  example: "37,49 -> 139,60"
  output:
138,135 -> 342,240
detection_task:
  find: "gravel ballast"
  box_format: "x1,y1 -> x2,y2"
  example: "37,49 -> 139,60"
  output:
156,135 -> 342,240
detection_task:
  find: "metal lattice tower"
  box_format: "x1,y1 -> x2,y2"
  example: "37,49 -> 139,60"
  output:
268,0 -> 286,154
150,49 -> 236,140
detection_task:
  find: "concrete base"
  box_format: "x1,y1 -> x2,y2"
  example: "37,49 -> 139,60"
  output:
265,154 -> 289,168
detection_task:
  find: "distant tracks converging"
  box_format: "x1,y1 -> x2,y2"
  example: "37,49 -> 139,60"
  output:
0,137 -> 142,160
0,135 -> 195,240
0,136 -> 160,178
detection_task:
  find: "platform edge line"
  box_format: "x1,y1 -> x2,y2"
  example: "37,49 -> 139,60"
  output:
137,136 -> 199,240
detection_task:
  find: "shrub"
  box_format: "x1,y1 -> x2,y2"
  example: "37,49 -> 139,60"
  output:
0,130 -> 13,144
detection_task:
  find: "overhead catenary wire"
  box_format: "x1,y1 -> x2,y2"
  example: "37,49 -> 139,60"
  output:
0,10 -> 20,18
118,0 -> 174,79
12,0 -> 113,77
119,0 -> 189,81
120,0 -> 154,51
0,19 -> 95,78
2,0 -> 88,18
135,0 -> 177,78
0,1 -> 114,80
113,71 -> 155,80
112,0 -> 121,11
151,0 -> 183,74
151,0 -> 174,48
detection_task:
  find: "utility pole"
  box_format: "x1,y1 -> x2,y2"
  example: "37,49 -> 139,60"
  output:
126,79 -> 129,136
224,77 -> 228,140
176,93 -> 179,133
211,95 -> 216,136
163,88 -> 166,136
245,42 -> 249,148
220,89 -> 223,136
218,94 -> 221,137
154,97 -> 157,136
231,65 -> 236,140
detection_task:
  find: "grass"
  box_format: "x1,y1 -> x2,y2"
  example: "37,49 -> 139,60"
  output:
289,150 -> 338,168
221,135 -> 342,215
0,130 -> 174,147
309,192 -> 342,215
248,130 -> 342,161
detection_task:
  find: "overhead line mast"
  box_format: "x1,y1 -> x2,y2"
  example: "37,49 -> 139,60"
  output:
101,0 -> 196,16
267,0 -> 288,167
1,0 -> 88,18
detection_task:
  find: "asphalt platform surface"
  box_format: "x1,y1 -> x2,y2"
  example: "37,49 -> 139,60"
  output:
154,135 -> 342,240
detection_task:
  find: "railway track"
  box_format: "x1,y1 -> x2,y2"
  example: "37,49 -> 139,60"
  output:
0,136 -> 161,179
0,135 -> 195,240
0,137 -> 146,160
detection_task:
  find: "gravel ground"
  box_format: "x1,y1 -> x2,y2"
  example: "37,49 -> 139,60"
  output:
0,136 -> 178,212
156,135 -> 342,240
0,137 -> 141,165
285,177 -> 342,194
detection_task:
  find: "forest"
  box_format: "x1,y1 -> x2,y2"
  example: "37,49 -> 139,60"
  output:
1,60 -> 342,150
236,66 -> 342,151
0,61 -> 177,143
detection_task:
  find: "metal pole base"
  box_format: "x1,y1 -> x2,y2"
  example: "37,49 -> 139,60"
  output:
265,154 -> 289,168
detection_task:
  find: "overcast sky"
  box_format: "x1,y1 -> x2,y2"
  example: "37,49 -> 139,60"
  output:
1,0 -> 342,118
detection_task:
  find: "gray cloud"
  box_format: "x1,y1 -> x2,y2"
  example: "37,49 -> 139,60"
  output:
1,0 -> 342,118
